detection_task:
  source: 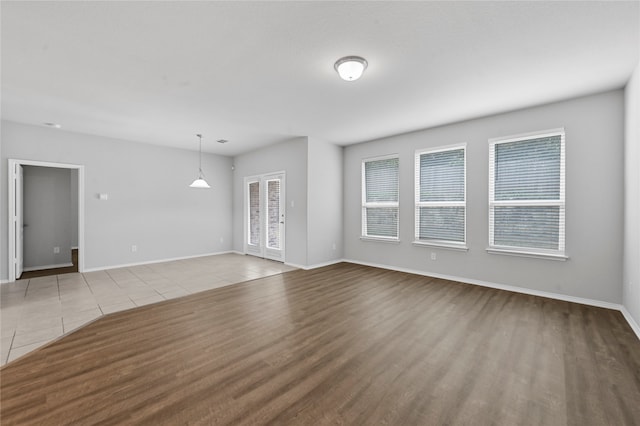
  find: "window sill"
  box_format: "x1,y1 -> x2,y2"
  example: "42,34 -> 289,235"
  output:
360,236 -> 401,244
413,241 -> 468,252
486,247 -> 568,261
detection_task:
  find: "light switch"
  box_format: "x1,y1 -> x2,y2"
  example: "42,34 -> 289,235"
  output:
99,193 -> 108,201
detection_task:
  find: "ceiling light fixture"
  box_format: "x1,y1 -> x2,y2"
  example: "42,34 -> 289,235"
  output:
44,122 -> 62,129
334,56 -> 368,81
189,134 -> 210,189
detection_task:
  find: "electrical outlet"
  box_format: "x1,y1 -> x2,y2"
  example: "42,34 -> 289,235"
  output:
131,245 -> 137,252
220,237 -> 224,244
332,242 -> 336,251
53,246 -> 60,254
430,252 -> 437,261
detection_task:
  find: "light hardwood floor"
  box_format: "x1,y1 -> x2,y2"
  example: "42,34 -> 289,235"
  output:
1,263 -> 639,425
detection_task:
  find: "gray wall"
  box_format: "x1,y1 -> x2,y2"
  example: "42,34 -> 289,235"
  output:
624,62 -> 640,324
344,90 -> 624,303
307,138 -> 343,266
232,137 -> 308,267
1,120 -> 233,279
23,166 -> 75,269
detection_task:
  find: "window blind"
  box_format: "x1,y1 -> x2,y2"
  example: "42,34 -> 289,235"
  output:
415,146 -> 466,243
267,180 -> 281,249
248,181 -> 260,246
489,131 -> 565,254
362,156 -> 399,239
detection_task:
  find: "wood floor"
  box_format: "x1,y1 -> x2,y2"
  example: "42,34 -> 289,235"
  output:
18,248 -> 79,280
1,263 -> 639,425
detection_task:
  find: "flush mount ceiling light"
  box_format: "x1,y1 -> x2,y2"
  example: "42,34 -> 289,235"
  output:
334,56 -> 368,81
189,134 -> 210,189
44,122 -> 62,129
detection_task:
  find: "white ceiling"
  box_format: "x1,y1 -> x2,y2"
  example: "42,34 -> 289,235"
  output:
2,1 -> 639,156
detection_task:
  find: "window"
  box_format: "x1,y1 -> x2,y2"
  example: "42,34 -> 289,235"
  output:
489,129 -> 566,258
414,145 -> 466,248
362,155 -> 399,240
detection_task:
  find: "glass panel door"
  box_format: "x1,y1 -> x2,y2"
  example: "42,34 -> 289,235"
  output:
246,178 -> 262,257
244,173 -> 285,261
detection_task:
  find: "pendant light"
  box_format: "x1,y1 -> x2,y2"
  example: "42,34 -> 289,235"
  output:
189,134 -> 210,188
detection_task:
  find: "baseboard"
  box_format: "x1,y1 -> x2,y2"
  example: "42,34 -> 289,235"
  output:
0,279 -> 9,284
82,251 -> 235,273
620,306 -> 640,340
285,259 -> 343,270
23,263 -> 73,272
342,258 -> 624,310
343,258 -> 640,340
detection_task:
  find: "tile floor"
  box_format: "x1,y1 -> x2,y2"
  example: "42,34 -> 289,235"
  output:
0,253 -> 296,366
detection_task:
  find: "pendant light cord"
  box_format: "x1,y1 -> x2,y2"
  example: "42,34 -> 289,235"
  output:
197,133 -> 203,175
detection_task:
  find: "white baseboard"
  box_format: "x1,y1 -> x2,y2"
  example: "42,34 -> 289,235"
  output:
82,251 -> 234,273
343,258 -> 622,310
620,306 -> 640,340
285,259 -> 344,270
342,258 -> 640,341
23,263 -> 73,272
3,252 -> 639,341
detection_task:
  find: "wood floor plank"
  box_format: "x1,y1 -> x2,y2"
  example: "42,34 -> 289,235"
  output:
1,263 -> 639,425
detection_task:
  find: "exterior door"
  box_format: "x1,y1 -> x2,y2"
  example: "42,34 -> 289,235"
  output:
246,178 -> 262,257
244,172 -> 285,261
263,174 -> 285,261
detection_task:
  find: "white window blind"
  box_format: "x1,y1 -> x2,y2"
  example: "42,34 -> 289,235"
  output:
267,179 -> 281,249
248,181 -> 260,246
362,156 -> 399,239
415,145 -> 466,245
489,129 -> 565,255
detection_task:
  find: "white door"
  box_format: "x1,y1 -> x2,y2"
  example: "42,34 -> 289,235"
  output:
244,173 -> 285,261
263,174 -> 285,261
15,164 -> 24,279
246,178 -> 262,257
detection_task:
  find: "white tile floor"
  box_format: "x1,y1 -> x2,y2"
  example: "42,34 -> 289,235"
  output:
0,253 -> 296,366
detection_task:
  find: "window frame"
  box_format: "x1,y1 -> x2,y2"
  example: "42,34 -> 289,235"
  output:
414,143 -> 468,250
361,154 -> 400,242
488,128 -> 567,260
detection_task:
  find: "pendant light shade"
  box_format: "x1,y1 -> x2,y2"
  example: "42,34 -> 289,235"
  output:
189,177 -> 210,188
190,134 -> 210,189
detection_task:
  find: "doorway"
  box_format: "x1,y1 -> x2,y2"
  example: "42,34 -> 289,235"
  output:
8,159 -> 85,282
244,172 -> 285,262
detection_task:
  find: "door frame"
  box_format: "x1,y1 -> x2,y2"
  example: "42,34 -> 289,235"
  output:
243,171 -> 286,262
7,159 -> 85,282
